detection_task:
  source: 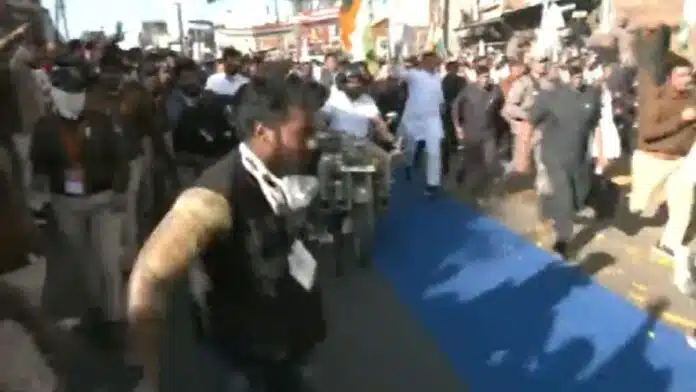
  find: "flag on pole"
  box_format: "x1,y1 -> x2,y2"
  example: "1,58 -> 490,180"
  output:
349,0 -> 371,60
426,0 -> 446,57
339,0 -> 362,52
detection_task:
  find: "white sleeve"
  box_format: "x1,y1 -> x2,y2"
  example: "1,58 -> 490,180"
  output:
392,65 -> 413,82
320,91 -> 334,113
364,96 -> 381,119
319,101 -> 333,116
204,74 -> 218,91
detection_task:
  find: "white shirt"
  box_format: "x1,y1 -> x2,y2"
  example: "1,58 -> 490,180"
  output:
204,72 -> 250,96
397,68 -> 444,120
320,88 -> 380,138
583,67 -> 603,85
464,67 -> 477,83
491,64 -> 509,84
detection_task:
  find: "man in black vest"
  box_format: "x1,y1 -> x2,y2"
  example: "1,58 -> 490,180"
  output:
127,76 -> 324,392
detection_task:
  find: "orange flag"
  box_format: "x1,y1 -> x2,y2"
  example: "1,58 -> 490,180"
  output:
339,0 -> 362,52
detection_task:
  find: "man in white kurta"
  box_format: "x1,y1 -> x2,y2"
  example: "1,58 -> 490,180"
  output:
394,53 -> 445,197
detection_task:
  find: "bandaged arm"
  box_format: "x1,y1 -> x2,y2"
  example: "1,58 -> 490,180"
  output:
127,187 -> 232,386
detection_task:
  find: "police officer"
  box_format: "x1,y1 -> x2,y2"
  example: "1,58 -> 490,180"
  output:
31,55 -> 129,344
128,76 -> 324,392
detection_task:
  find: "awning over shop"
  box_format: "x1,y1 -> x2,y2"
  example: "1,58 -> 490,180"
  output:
453,17 -> 507,40
453,17 -> 502,32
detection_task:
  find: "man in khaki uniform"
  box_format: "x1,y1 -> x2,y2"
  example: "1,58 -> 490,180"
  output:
501,55 -> 554,193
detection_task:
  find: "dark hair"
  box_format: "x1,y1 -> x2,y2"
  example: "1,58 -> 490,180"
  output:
475,65 -> 490,75
99,44 -> 124,69
67,39 -> 83,53
174,57 -> 198,78
568,66 -> 583,76
324,52 -> 337,61
236,76 -> 315,140
139,61 -> 158,77
125,47 -> 143,61
222,46 -> 242,60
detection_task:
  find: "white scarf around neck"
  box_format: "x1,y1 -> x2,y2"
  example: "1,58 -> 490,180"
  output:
238,142 -> 318,214
238,142 -> 319,290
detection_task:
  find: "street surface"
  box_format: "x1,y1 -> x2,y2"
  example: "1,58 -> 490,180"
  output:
446,157 -> 696,335
0,222 -> 466,392
1,156 -> 694,391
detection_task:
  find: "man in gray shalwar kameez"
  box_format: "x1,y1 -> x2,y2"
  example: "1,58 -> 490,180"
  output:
529,66 -> 604,257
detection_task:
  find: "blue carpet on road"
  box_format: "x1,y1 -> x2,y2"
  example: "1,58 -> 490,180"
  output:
373,179 -> 696,392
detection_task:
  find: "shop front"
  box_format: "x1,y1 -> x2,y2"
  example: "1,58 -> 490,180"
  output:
254,23 -> 294,53
291,6 -> 340,60
454,0 -> 596,51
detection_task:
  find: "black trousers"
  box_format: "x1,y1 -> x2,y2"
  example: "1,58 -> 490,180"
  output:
200,344 -> 316,392
441,114 -> 457,177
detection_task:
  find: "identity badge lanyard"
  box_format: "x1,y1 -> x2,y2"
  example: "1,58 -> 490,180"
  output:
239,143 -> 317,290
62,125 -> 89,195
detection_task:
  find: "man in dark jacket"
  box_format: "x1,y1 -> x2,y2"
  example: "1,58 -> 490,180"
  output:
451,65 -> 503,190
30,55 -> 129,344
529,66 -> 603,257
128,77 -> 325,392
441,60 -> 465,177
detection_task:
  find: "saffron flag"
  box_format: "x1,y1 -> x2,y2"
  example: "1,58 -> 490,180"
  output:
339,0 -> 362,52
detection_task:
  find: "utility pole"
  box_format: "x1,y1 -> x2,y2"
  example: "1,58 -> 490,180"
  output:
274,0 -> 281,23
54,0 -> 69,39
176,1 -> 186,55
442,0 -> 449,51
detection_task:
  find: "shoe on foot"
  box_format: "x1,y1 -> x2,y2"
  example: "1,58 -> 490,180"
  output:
552,241 -> 569,259
671,245 -> 696,296
425,185 -> 441,199
653,242 -> 676,259
687,331 -> 696,349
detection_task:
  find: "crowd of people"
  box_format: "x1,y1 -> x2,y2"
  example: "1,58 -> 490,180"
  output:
0,15 -> 695,391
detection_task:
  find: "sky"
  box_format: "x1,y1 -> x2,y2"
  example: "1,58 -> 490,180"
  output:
39,0 -> 398,48
40,0 -> 295,45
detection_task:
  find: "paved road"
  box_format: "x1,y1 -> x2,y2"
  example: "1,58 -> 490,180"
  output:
0,218 -> 467,392
444,158 -> 696,335
5,156 -> 692,392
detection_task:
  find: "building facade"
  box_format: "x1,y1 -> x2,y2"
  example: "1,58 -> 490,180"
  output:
292,5 -> 341,59
255,23 -> 295,52
140,20 -> 171,48
214,27 -> 256,53
450,0 -> 596,52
